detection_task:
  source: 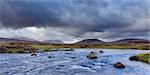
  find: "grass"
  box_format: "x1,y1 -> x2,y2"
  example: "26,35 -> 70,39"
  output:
136,53 -> 150,63
7,48 -> 24,53
130,53 -> 150,64
0,42 -> 149,53
30,45 -> 51,50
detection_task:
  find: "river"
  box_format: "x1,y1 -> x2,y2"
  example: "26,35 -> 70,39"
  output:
0,49 -> 150,75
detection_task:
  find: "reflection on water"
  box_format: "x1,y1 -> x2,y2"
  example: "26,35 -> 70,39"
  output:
0,49 -> 150,75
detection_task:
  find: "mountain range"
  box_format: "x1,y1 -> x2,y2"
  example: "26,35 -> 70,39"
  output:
0,37 -> 149,44
111,38 -> 150,44
43,40 -> 64,44
0,37 -> 35,42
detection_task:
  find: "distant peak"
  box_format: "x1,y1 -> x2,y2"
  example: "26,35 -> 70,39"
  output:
113,38 -> 150,43
75,39 -> 105,44
43,40 -> 63,44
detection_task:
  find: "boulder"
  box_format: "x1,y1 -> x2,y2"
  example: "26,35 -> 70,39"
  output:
31,53 -> 37,56
99,50 -> 104,53
114,62 -> 125,69
48,56 -> 52,58
129,56 -> 139,61
87,52 -> 97,59
70,56 -> 76,59
66,52 -> 72,54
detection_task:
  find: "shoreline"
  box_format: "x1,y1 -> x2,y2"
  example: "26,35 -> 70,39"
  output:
0,42 -> 149,53
0,48 -> 149,54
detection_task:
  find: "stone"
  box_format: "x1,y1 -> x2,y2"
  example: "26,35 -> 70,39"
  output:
87,52 -> 97,59
129,56 -> 139,61
114,62 -> 125,69
99,50 -> 104,53
48,56 -> 52,58
31,53 -> 37,56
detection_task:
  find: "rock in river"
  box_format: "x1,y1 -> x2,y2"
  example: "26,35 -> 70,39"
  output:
129,56 -> 139,61
114,62 -> 125,69
31,53 -> 37,56
48,56 -> 52,58
99,50 -> 104,53
87,52 -> 97,59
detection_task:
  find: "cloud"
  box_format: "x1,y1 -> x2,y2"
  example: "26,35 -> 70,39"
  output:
0,0 -> 149,42
0,27 -> 80,42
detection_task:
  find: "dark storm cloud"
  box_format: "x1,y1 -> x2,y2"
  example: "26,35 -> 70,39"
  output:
0,0 -> 149,40
0,0 -> 64,28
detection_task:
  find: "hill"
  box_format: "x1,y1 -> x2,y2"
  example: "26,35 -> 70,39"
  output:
112,38 -> 150,44
75,39 -> 105,45
43,40 -> 64,44
0,37 -> 39,43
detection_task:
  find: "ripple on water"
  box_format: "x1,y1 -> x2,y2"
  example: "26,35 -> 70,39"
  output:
0,49 -> 150,75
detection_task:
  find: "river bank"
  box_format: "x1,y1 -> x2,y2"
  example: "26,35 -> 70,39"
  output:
0,42 -> 149,53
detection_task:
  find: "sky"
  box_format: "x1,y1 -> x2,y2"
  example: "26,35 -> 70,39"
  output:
0,0 -> 150,43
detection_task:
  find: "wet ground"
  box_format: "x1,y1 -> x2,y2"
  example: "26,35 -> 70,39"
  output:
0,49 -> 150,75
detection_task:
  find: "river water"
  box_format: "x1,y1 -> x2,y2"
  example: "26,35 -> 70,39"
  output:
0,49 -> 150,75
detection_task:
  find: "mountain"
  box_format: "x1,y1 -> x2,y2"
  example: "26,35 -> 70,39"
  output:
112,38 -> 150,44
43,40 -> 63,44
0,37 -> 39,42
75,39 -> 105,44
14,37 -> 38,42
0,37 -> 21,42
